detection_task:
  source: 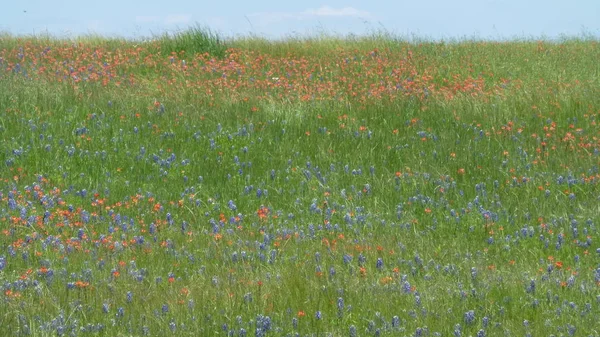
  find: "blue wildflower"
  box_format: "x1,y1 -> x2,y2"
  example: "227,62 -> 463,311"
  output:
464,310 -> 475,325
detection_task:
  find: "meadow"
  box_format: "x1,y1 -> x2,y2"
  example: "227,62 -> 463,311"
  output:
0,28 -> 599,336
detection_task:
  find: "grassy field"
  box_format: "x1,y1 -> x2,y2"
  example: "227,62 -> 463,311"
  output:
0,28 -> 599,336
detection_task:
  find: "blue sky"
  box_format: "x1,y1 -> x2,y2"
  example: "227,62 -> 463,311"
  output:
1,0 -> 599,40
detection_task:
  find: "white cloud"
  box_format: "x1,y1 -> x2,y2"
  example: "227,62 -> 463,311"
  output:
246,11 -> 295,26
164,14 -> 192,25
302,6 -> 371,18
206,17 -> 229,30
87,20 -> 102,32
135,16 -> 161,23
247,6 -> 372,27
134,14 -> 192,26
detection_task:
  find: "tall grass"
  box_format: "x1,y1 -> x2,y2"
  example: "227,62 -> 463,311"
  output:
151,25 -> 228,58
0,30 -> 599,336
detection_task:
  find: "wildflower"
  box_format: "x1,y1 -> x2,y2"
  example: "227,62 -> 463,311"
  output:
337,297 -> 344,317
349,325 -> 357,337
526,279 -> 535,293
454,323 -> 462,337
464,310 -> 475,325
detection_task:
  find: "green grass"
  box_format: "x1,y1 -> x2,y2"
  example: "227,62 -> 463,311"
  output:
151,25 -> 228,58
0,28 -> 599,336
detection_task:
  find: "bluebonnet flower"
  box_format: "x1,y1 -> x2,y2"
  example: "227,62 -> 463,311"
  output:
454,324 -> 461,337
567,275 -> 575,287
464,310 -> 475,325
414,254 -> 423,266
244,293 -> 252,303
337,297 -> 344,317
349,325 -> 357,337
358,253 -> 366,265
526,279 -> 536,293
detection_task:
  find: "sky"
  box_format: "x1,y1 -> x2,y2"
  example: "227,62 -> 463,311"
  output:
1,0 -> 599,40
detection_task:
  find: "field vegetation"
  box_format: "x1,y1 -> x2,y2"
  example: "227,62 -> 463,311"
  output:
0,28 -> 599,336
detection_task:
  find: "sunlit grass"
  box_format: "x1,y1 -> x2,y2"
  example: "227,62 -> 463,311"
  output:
151,25 -> 228,59
0,28 -> 599,336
